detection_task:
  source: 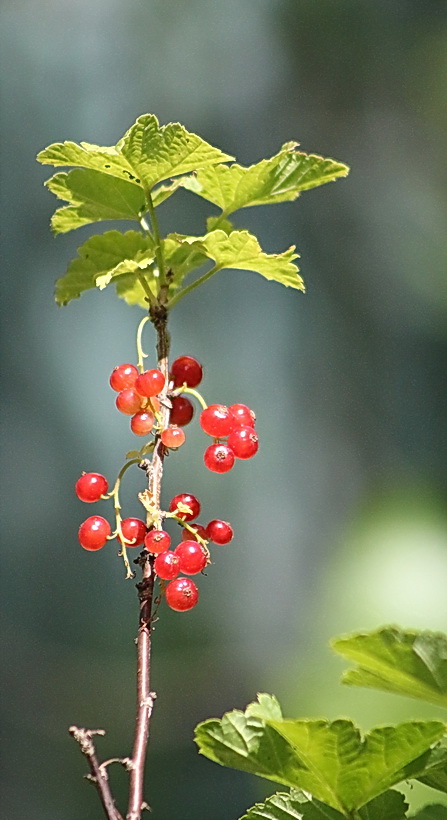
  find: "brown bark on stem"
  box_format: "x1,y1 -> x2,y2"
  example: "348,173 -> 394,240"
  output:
126,307 -> 170,820
69,726 -> 124,820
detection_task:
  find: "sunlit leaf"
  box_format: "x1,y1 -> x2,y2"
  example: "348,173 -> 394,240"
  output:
240,790 -> 409,820
45,169 -> 146,234
332,626 -> 447,708
239,790 -> 308,820
179,143 -> 349,215
55,230 -> 156,306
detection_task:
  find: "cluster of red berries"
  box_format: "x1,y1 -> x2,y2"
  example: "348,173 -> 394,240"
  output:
75,475 -> 232,611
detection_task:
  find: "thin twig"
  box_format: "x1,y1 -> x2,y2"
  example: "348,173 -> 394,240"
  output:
69,726 -> 124,820
127,306 -> 170,820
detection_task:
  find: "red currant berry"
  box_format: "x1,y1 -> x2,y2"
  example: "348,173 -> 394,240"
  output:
229,403 -> 256,428
206,519 -> 234,545
170,356 -> 203,388
200,405 -> 235,437
75,472 -> 108,503
228,426 -> 259,459
78,516 -> 111,551
116,388 -> 143,415
135,369 -> 165,398
165,577 -> 199,611
161,426 -> 186,448
170,395 -> 194,426
154,551 -> 180,580
144,529 -> 171,554
181,523 -> 208,542
120,517 -> 147,546
110,364 -> 139,392
204,443 -> 235,473
174,541 -> 207,574
169,493 -> 201,521
131,410 -> 155,436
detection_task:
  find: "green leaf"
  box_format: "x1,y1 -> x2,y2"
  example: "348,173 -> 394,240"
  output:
240,789 -> 409,820
356,790 -> 409,820
55,230 -> 156,306
38,114 -> 233,192
268,718 -> 445,812
170,230 -> 303,294
46,169 -> 146,234
415,742 -> 447,794
179,143 -> 349,215
332,626 -> 447,708
410,807 -> 447,819
239,790 -> 309,820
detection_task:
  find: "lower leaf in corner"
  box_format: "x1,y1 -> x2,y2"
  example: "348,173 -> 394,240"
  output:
239,788 -> 409,820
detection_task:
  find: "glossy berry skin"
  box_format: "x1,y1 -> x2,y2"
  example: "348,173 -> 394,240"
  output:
200,405 -> 235,438
229,403 -> 256,428
206,519 -> 234,545
204,443 -> 235,473
120,517 -> 147,546
131,410 -> 155,436
165,577 -> 199,611
174,541 -> 207,574
144,529 -> 171,554
228,426 -> 259,459
169,493 -> 200,521
161,426 -> 186,448
154,551 -> 180,580
135,369 -> 165,398
116,389 -> 143,415
170,395 -> 194,426
170,356 -> 203,388
78,516 -> 111,551
110,364 -> 139,392
181,523 -> 208,542
75,472 -> 108,503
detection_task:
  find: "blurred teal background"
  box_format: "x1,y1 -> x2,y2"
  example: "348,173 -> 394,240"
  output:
1,1 -> 447,818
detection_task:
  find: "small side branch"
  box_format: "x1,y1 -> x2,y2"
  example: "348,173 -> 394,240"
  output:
69,726 -> 124,820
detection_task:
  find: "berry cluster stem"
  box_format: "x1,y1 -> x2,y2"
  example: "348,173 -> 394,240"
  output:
127,307 -> 170,820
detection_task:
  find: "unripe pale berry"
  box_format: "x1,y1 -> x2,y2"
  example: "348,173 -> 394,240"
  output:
161,426 -> 186,448
135,369 -> 165,398
165,577 -> 199,611
204,443 -> 235,473
131,410 -> 155,436
75,472 -> 108,503
200,404 -> 235,438
144,529 -> 171,554
174,541 -> 207,574
116,389 -> 143,415
154,551 -> 180,580
206,519 -> 233,545
170,395 -> 194,426
110,363 -> 139,392
228,426 -> 259,459
120,517 -> 147,546
78,516 -> 111,551
169,493 -> 200,521
170,356 -> 203,388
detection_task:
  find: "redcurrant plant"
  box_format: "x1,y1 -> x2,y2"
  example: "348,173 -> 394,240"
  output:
35,113 -> 393,820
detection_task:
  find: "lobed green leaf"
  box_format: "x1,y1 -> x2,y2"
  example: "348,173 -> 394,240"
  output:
410,807 -> 447,819
240,789 -> 409,820
332,626 -> 447,708
414,741 -> 447,794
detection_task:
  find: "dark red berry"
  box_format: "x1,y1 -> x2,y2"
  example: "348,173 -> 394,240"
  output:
135,369 -> 165,398
78,516 -> 111,551
228,426 -> 259,459
131,410 -> 155,436
229,403 -> 256,428
165,577 -> 199,611
170,356 -> 203,388
170,395 -> 194,426
154,551 -> 180,580
120,517 -> 147,546
75,472 -> 108,503
161,426 -> 186,448
206,519 -> 233,545
174,541 -> 207,574
204,443 -> 235,473
169,493 -> 201,521
200,404 -> 235,437
144,529 -> 171,554
116,388 -> 143,415
110,364 -> 139,392
181,523 -> 208,542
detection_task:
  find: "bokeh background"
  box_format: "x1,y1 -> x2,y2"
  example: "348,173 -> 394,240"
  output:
1,1 -> 447,818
